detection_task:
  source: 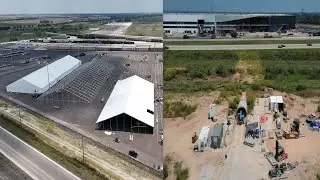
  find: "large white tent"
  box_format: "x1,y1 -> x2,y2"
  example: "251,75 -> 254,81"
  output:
96,75 -> 154,133
6,55 -> 81,94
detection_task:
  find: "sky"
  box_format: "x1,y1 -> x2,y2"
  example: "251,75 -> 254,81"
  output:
0,0 -> 163,14
164,0 -> 320,13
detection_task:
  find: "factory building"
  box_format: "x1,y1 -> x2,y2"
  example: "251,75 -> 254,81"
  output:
96,75 -> 154,134
164,13 -> 296,36
6,55 -> 81,94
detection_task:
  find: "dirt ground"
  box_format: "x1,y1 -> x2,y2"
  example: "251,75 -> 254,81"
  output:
164,89 -> 320,180
164,92 -> 230,179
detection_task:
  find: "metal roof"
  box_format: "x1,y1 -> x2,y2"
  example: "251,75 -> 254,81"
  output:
210,123 -> 223,137
270,96 -> 283,103
96,75 -> 154,127
23,55 -> 80,88
198,126 -> 210,141
6,55 -> 81,93
164,13 -> 293,23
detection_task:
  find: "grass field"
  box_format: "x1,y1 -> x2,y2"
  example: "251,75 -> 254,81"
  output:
126,21 -> 163,37
0,18 -> 71,25
164,49 -> 320,98
165,39 -> 320,46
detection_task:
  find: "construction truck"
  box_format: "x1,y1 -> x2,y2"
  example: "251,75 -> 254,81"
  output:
283,119 -> 300,139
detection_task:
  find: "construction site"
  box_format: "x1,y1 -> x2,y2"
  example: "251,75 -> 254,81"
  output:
0,40 -> 163,179
164,89 -> 320,180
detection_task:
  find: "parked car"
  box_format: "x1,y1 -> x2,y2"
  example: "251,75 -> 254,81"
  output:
128,150 -> 138,158
307,43 -> 312,46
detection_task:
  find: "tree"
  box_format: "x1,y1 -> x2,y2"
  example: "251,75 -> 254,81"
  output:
231,31 -> 238,38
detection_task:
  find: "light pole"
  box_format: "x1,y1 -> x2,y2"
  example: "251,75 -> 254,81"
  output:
18,105 -> 21,126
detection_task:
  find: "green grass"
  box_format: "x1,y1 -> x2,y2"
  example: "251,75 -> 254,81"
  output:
125,21 -> 163,37
164,49 -> 320,98
164,50 -> 238,80
164,100 -> 197,118
174,162 -> 189,180
165,39 -> 320,46
0,115 -> 110,180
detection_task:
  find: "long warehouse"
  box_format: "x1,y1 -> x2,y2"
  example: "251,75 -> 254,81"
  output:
96,75 -> 154,134
6,55 -> 81,94
164,13 -> 296,36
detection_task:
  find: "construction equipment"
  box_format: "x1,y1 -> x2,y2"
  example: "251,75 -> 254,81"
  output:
283,119 -> 300,139
244,137 -> 255,147
275,140 -> 288,162
265,152 -> 278,167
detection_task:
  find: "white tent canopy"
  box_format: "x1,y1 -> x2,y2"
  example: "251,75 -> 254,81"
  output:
6,55 -> 81,94
96,75 -> 154,128
269,96 -> 284,111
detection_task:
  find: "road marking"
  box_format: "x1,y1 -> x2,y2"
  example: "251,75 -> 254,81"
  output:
0,126 -> 81,180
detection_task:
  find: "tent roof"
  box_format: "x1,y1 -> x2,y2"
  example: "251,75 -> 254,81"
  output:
96,75 -> 154,127
270,96 -> 283,103
21,55 -> 80,88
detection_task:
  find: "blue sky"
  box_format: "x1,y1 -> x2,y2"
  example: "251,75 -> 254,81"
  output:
0,0 -> 163,14
164,0 -> 320,13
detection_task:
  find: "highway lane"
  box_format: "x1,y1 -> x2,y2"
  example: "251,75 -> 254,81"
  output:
167,44 -> 320,50
0,126 -> 81,180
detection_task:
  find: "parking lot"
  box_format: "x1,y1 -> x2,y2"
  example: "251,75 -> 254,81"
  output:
0,45 -> 163,168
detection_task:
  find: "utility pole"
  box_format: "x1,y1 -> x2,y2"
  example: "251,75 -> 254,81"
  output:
82,134 -> 84,163
18,105 -> 21,126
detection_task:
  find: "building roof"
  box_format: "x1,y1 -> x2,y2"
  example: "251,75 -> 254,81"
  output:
96,75 -> 154,127
164,13 -> 294,23
198,126 -> 210,141
210,123 -> 223,137
270,96 -> 283,103
6,55 -> 81,94
22,55 -> 80,88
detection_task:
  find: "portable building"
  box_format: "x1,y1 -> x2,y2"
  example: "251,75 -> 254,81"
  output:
209,123 -> 223,149
197,126 -> 211,151
269,96 -> 284,112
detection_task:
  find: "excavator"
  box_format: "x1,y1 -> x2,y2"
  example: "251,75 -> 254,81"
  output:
283,119 -> 300,139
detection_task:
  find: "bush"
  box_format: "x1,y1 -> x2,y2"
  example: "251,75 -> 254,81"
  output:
183,35 -> 189,39
163,164 -> 168,179
164,101 -> 197,118
247,95 -> 255,114
317,104 -> 320,112
174,162 -> 189,180
231,31 -> 238,38
296,84 -> 307,91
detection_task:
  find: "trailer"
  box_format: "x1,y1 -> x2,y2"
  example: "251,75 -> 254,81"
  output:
237,99 -> 247,125
209,123 -> 223,149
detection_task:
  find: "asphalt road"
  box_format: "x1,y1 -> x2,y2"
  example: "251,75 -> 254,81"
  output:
0,152 -> 33,180
0,126 -> 81,180
168,44 -> 320,50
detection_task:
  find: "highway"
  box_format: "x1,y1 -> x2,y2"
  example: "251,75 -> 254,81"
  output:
0,126 -> 81,180
167,44 -> 320,50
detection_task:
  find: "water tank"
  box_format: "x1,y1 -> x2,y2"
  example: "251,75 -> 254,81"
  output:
237,99 -> 247,118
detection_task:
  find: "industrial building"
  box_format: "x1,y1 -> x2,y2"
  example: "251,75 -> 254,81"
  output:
96,75 -> 154,134
6,55 -> 81,94
164,13 -> 296,36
